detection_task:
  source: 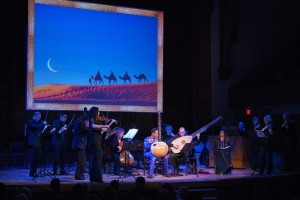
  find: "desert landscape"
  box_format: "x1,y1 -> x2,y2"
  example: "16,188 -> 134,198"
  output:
33,82 -> 157,106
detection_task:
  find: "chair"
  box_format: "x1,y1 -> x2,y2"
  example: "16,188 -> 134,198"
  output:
9,141 -> 27,168
143,156 -> 165,176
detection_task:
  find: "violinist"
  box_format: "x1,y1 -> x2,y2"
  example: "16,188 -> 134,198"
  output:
25,112 -> 45,177
258,115 -> 274,175
106,128 -> 125,175
88,107 -> 109,183
281,112 -> 296,172
51,112 -> 68,175
72,110 -> 89,180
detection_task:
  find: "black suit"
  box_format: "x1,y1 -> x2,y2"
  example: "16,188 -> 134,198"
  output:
107,135 -> 122,174
168,134 -> 200,174
258,124 -> 274,174
52,119 -> 68,173
26,118 -> 44,176
72,115 -> 88,179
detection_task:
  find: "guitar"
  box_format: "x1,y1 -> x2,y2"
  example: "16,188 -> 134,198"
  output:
170,116 -> 223,154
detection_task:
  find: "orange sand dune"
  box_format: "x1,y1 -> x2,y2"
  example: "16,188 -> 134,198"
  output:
34,82 -> 157,106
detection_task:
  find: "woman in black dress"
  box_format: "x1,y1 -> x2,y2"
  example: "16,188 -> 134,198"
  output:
213,129 -> 233,175
88,107 -> 109,183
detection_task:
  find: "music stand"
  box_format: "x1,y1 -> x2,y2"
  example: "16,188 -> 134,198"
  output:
251,130 -> 265,176
123,129 -> 138,141
118,142 -> 140,181
34,125 -> 56,182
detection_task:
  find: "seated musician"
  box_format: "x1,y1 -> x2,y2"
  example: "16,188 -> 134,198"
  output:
213,128 -> 233,175
102,127 -> 118,173
144,128 -> 170,179
162,124 -> 175,142
106,128 -> 125,175
168,127 -> 200,175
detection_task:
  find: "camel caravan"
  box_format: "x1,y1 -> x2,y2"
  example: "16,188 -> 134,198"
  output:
89,70 -> 148,86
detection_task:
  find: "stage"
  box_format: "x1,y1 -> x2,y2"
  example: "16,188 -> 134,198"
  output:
1,165 -> 299,199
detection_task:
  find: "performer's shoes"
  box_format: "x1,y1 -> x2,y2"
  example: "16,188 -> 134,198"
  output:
60,170 -> 69,175
147,174 -> 154,179
174,173 -> 183,176
29,172 -> 35,177
75,176 -> 85,180
90,179 -> 104,183
163,174 -> 172,178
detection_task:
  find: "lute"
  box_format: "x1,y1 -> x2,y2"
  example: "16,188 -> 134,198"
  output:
170,116 -> 223,154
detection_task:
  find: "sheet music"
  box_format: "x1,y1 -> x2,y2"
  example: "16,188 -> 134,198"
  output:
123,128 -> 138,139
255,130 -> 266,137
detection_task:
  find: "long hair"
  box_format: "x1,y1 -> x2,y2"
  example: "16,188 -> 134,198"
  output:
88,107 -> 99,118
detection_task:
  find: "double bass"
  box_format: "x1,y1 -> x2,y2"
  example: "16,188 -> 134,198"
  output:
150,112 -> 169,158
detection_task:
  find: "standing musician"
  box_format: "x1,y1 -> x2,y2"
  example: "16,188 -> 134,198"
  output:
25,112 -> 45,177
144,128 -> 170,179
88,107 -> 109,183
51,112 -> 69,175
72,111 -> 89,180
168,127 -> 200,175
106,128 -> 125,175
250,117 -> 262,171
258,115 -> 274,175
281,112 -> 296,172
213,128 -> 232,175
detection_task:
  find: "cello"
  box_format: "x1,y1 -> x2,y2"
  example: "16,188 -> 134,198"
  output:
119,137 -> 134,166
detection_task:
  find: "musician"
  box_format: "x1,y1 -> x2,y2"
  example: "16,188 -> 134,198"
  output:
144,128 -> 170,179
193,134 -> 204,173
88,107 -> 109,183
51,112 -> 68,175
72,113 -> 89,180
237,121 -> 247,136
168,127 -> 200,175
250,117 -> 262,171
258,115 -> 274,175
213,128 -> 232,175
162,124 -> 175,142
281,112 -> 296,172
25,112 -> 45,177
106,128 -> 125,175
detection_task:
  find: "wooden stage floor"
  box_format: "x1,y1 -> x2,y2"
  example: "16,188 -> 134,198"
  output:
1,165 -> 299,193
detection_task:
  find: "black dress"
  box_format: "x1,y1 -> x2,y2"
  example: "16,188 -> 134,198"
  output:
88,117 -> 104,182
213,138 -> 232,174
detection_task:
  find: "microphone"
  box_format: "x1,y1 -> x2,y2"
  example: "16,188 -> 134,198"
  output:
83,107 -> 87,115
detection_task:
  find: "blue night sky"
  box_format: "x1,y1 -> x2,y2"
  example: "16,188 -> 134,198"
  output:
34,3 -> 158,86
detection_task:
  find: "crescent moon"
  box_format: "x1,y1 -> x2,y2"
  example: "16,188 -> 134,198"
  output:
47,58 -> 58,72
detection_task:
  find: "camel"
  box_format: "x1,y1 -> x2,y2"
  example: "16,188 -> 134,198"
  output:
92,71 -> 104,85
133,74 -> 148,83
119,71 -> 131,84
104,71 -> 117,85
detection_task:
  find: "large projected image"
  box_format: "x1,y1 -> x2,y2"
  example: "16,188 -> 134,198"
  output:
27,0 -> 163,112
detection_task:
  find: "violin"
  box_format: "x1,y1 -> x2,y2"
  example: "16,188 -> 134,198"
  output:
96,115 -> 111,122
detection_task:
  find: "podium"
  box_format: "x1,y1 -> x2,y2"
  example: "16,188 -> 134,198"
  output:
208,136 -> 251,168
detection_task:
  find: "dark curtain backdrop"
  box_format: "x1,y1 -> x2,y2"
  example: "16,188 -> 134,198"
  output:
0,0 -> 213,148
